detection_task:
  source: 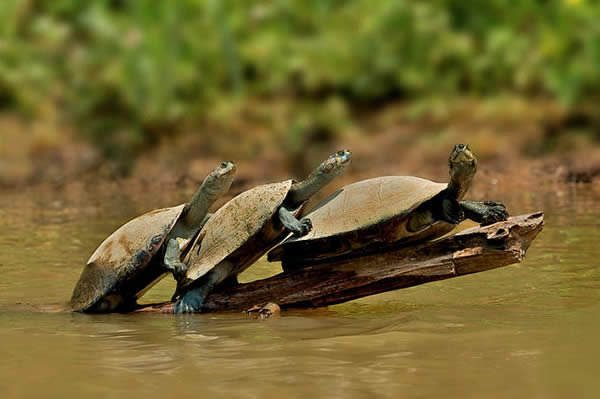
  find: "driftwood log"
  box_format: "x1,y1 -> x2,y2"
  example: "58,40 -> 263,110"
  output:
138,212 -> 543,314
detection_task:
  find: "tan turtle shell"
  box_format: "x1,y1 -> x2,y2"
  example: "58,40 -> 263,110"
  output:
70,205 -> 185,312
183,180 -> 303,285
268,176 -> 451,265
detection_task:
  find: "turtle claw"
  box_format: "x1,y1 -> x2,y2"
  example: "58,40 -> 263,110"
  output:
164,239 -> 187,281
164,238 -> 186,281
483,200 -> 506,209
174,290 -> 205,313
294,217 -> 313,236
448,209 -> 465,225
165,238 -> 181,259
480,202 -> 509,225
460,200 -> 508,226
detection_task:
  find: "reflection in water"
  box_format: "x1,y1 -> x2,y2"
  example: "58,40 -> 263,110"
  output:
1,183 -> 599,397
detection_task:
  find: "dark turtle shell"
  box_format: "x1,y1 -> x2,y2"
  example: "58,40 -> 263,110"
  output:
70,205 -> 185,312
182,180 -> 304,287
268,176 -> 451,266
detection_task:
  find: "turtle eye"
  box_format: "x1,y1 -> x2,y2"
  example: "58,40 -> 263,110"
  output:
220,162 -> 228,168
337,150 -> 345,156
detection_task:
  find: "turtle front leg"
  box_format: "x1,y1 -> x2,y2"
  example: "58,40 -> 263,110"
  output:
174,260 -> 235,313
278,207 -> 312,236
164,239 -> 187,283
440,197 -> 465,225
460,200 -> 508,225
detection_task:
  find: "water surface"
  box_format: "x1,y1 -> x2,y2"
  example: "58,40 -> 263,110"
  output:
1,182 -> 598,398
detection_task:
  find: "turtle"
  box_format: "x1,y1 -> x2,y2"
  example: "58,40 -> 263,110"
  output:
70,161 -> 237,313
268,144 -> 508,269
171,149 -> 353,313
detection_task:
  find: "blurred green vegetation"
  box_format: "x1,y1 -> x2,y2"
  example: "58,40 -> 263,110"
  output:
1,0 -> 599,171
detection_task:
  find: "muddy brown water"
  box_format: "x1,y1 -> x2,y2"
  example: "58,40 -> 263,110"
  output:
1,181 -> 598,398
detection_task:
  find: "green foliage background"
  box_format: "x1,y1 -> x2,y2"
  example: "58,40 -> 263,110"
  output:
1,0 -> 599,166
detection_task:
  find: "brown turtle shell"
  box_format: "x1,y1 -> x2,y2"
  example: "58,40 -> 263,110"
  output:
268,176 -> 451,266
70,205 -> 185,312
183,180 -> 303,286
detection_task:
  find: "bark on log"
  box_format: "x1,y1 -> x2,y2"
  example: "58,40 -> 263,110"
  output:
138,212 -> 543,314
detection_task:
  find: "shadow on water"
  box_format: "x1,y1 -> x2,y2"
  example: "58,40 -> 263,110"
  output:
1,182 -> 599,398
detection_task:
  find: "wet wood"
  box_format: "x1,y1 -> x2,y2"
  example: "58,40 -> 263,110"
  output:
137,212 -> 544,314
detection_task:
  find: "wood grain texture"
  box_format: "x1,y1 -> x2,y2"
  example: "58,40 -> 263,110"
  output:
137,212 -> 544,314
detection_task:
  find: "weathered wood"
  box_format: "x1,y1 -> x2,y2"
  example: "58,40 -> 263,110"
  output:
138,212 -> 543,314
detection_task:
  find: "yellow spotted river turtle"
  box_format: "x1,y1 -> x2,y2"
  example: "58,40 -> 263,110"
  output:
172,150 -> 352,313
70,161 -> 236,313
268,144 -> 508,269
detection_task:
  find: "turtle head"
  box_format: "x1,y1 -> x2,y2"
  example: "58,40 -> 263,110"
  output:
287,150 -> 352,206
317,149 -> 352,178
204,161 -> 236,196
183,161 -> 236,227
448,144 -> 477,198
449,144 -> 477,177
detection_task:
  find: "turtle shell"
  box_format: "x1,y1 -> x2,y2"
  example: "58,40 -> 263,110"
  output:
183,180 -> 300,285
70,205 -> 185,312
268,176 -> 450,266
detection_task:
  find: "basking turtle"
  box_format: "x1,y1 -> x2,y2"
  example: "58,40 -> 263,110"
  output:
70,161 -> 236,313
268,144 -> 508,269
172,150 -> 352,313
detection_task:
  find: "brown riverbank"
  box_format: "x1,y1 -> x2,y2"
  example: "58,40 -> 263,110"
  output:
2,98 -> 600,193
